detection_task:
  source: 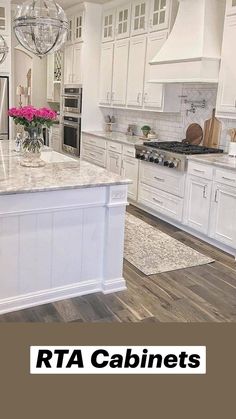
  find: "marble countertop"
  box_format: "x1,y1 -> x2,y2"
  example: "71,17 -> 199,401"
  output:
188,154 -> 236,171
83,130 -> 145,146
0,141 -> 131,195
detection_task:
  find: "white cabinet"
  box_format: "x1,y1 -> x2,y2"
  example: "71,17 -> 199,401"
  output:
112,39 -> 129,106
226,0 -> 236,15
74,12 -> 84,42
50,125 -> 61,152
64,44 -> 83,85
0,3 -> 10,35
149,0 -> 171,31
184,176 -> 212,235
127,35 -> 146,107
122,157 -> 139,200
144,31 -> 166,109
116,3 -> 131,39
99,43 -> 114,105
216,15 -> 236,118
107,150 -> 122,174
210,182 -> 236,248
131,0 -> 150,36
67,13 -> 84,44
47,51 -> 62,102
102,9 -> 116,42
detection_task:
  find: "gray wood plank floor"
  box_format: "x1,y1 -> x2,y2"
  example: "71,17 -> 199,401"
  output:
0,205 -> 236,323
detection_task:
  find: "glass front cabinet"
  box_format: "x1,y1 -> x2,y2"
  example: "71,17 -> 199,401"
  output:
226,0 -> 236,15
0,3 -> 10,35
116,4 -> 131,39
131,1 -> 150,36
149,0 -> 171,31
102,9 -> 116,42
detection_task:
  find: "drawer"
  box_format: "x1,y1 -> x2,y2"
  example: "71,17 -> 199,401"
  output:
188,161 -> 213,180
123,144 -> 135,158
140,162 -> 186,197
107,141 -> 122,154
82,145 -> 106,168
215,169 -> 236,187
82,134 -> 107,150
138,184 -> 183,222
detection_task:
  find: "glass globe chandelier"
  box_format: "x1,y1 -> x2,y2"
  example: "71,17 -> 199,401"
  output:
0,35 -> 9,64
13,0 -> 68,58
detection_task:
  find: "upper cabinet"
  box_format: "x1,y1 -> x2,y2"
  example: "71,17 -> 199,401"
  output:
116,3 -> 131,39
216,15 -> 236,118
127,35 -> 146,107
149,0 -> 171,31
47,51 -> 62,102
0,3 -> 10,35
131,0 -> 150,36
99,43 -> 114,105
64,44 -> 83,85
226,0 -> 236,15
102,9 -> 116,42
66,12 -> 84,44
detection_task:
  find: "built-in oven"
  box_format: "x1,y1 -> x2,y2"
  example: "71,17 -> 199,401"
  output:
62,86 -> 82,114
62,115 -> 81,156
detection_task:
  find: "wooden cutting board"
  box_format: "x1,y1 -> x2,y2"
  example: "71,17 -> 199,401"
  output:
203,108 -> 222,148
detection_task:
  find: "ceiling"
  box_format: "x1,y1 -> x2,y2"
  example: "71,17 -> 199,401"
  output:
11,0 -> 108,7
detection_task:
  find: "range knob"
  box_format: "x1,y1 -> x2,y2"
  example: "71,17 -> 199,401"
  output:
169,162 -> 175,168
149,156 -> 155,162
140,154 -> 145,160
164,161 -> 169,167
154,157 -> 160,164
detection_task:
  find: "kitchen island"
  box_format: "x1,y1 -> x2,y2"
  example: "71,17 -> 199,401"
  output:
0,141 -> 131,314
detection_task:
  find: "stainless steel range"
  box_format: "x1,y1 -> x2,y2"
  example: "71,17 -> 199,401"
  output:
135,142 -> 224,172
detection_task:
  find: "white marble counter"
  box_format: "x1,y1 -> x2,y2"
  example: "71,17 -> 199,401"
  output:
0,140 -> 129,314
83,130 -> 144,146
0,140 -> 131,195
187,154 -> 236,171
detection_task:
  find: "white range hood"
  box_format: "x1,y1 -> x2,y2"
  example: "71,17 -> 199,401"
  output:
149,0 -> 225,83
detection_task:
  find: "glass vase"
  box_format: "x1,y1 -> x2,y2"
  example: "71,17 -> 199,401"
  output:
20,126 -> 46,168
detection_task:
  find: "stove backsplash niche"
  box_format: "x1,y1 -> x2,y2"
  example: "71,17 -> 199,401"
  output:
101,84 -> 236,152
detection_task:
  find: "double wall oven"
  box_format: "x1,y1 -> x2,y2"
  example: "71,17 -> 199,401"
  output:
62,86 -> 82,156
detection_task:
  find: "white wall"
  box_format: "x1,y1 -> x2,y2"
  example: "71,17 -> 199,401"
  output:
14,49 -> 32,106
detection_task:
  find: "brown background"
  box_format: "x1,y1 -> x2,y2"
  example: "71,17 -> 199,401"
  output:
0,323 -> 235,418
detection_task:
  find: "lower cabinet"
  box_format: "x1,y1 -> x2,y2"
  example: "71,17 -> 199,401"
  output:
82,144 -> 107,168
121,156 -> 138,201
184,176 -> 212,234
209,182 -> 236,248
107,150 -> 122,174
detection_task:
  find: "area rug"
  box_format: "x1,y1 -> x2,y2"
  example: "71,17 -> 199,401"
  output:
124,213 -> 214,275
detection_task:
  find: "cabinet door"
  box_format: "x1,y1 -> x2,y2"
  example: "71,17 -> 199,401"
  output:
210,183 -> 236,248
217,16 -> 236,116
67,16 -> 74,43
116,3 -> 131,39
102,9 -> 116,42
72,44 -> 83,84
0,3 -> 10,35
122,157 -> 138,200
0,34 -> 10,73
226,0 -> 236,15
184,176 -> 212,235
149,0 -> 170,31
112,39 -> 129,106
131,0 -> 149,36
99,43 -> 114,105
74,13 -> 83,43
64,45 -> 74,84
127,36 -> 146,107
47,54 -> 54,101
107,151 -> 122,174
144,31 -> 167,109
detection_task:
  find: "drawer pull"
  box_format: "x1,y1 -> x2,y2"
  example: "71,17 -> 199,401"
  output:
193,169 -> 205,174
110,145 -> 118,149
203,185 -> 207,199
153,197 -> 163,205
154,177 -> 165,182
214,189 -> 219,203
222,176 -> 235,182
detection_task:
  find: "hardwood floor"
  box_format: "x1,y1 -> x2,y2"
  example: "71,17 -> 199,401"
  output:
0,205 -> 236,323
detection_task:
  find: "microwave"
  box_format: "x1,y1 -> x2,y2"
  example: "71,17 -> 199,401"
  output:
62,86 -> 82,114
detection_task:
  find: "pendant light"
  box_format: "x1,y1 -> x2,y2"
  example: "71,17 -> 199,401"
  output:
13,0 -> 68,58
0,35 -> 9,64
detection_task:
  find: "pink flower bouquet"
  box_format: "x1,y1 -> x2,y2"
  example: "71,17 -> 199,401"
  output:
8,106 -> 57,128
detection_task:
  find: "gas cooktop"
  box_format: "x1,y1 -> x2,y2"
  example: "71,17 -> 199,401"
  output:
143,141 -> 224,155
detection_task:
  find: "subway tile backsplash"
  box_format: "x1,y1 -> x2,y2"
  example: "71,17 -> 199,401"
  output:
101,84 -> 236,152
